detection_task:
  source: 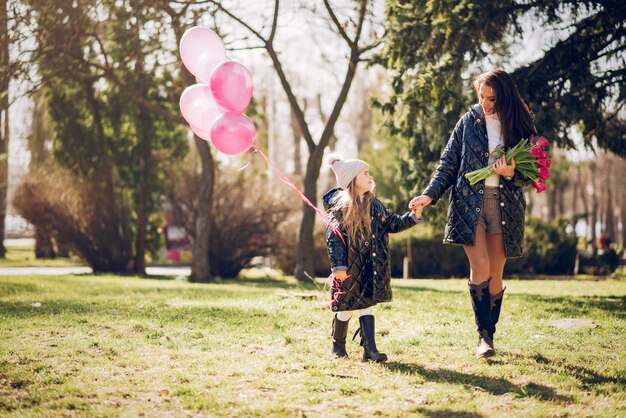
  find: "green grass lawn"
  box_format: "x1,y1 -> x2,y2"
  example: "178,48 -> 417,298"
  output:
1,273 -> 624,417
0,245 -> 85,268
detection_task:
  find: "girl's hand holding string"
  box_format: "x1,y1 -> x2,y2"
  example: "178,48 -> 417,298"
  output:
333,270 -> 348,282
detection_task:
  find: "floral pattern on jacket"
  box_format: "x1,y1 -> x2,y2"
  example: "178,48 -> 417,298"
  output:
323,188 -> 421,311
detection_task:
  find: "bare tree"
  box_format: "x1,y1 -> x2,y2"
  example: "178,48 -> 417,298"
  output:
205,0 -> 382,280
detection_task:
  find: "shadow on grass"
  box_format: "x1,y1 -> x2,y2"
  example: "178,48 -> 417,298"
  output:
527,353 -> 626,388
396,286 -> 626,319
0,298 -> 285,322
383,362 -> 570,402
412,408 -> 485,418
516,294 -> 626,319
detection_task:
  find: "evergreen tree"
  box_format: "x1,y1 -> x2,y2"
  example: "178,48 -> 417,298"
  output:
375,0 -> 625,228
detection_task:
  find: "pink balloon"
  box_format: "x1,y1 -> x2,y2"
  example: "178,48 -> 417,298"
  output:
179,84 -> 225,132
179,27 -> 228,80
189,124 -> 212,141
210,61 -> 253,113
210,112 -> 256,155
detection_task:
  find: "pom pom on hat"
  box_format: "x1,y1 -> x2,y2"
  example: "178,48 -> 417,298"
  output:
326,153 -> 369,190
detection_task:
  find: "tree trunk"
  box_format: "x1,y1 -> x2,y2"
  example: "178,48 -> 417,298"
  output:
578,166 -> 589,239
133,33 -> 150,275
189,136 -> 214,282
547,184 -> 557,220
557,178 -> 566,218
169,17 -> 215,282
34,227 -> 55,258
134,112 -> 150,275
604,161 -> 614,242
290,106 -> 302,178
294,150 -> 324,281
56,239 -> 69,257
621,190 -> 626,247
0,0 -> 9,257
589,163 -> 598,251
28,90 -> 56,257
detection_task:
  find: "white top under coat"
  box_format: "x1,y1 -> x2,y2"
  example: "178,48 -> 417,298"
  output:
485,113 -> 503,187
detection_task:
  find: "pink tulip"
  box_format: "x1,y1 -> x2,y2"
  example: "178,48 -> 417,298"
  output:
536,137 -> 549,148
537,158 -> 551,168
531,147 -> 543,157
538,167 -> 549,180
532,179 -> 547,193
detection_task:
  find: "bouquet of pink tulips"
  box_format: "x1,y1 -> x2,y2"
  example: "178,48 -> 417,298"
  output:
465,137 -> 551,193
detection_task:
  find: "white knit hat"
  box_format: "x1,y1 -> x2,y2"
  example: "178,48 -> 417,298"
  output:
327,154 -> 369,190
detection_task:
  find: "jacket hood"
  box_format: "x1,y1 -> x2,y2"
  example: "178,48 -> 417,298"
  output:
322,188 -> 343,211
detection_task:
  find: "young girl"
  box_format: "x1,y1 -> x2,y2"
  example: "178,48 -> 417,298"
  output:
410,69 -> 537,358
323,155 -> 423,362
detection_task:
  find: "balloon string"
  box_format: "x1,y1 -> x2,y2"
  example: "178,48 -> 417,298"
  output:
237,148 -> 253,171
251,144 -> 345,243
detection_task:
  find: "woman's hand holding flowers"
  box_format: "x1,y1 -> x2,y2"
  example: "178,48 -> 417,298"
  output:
493,155 -> 515,178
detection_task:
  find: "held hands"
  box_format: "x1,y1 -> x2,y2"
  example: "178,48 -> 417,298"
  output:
409,195 -> 432,214
411,202 -> 424,219
494,156 -> 515,178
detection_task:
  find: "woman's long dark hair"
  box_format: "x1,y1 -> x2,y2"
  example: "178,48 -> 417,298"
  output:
473,69 -> 535,148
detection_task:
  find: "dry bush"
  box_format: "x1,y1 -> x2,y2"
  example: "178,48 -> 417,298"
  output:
166,162 -> 297,278
273,217 -> 331,278
13,167 -> 134,272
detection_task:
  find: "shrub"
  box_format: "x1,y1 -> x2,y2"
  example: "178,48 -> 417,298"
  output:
389,217 -> 578,277
13,167 -> 135,272
166,164 -> 294,278
578,247 -> 623,275
273,219 -> 330,278
507,217 -> 577,275
389,236 -> 469,278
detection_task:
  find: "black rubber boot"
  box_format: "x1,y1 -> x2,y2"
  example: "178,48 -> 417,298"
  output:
331,315 -> 350,358
356,315 -> 388,363
489,288 -> 505,350
469,280 -> 494,358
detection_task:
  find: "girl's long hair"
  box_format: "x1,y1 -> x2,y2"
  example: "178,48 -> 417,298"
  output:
332,179 -> 374,240
473,69 -> 536,148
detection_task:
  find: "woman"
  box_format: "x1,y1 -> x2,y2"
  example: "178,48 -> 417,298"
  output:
410,69 -> 536,358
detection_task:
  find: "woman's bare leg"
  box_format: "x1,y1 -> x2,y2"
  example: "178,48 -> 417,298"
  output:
485,233 -> 506,295
464,224 -> 490,284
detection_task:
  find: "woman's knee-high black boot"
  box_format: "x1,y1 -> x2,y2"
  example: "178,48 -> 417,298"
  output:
331,315 -> 350,358
489,288 -> 505,352
469,280 -> 494,358
357,315 -> 388,363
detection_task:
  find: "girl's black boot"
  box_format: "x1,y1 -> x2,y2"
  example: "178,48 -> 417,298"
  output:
469,280 -> 494,358
356,315 -> 388,363
331,315 -> 350,358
